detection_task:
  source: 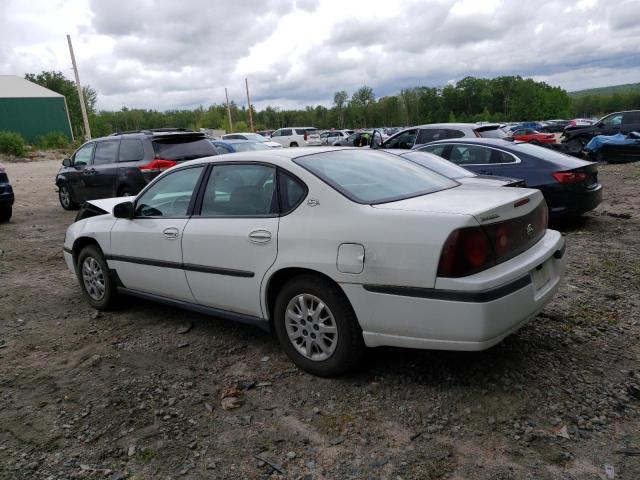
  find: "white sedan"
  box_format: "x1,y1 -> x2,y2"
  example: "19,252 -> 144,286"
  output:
63,147 -> 566,376
221,132 -> 282,148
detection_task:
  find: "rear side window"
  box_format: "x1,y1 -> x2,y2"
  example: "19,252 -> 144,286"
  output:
152,137 -> 216,161
418,144 -> 446,157
200,164 -> 276,216
93,141 -> 119,165
445,129 -> 465,139
622,111 -> 640,124
449,145 -> 493,165
416,129 -> 445,144
119,139 -> 145,162
494,150 -> 518,164
278,171 -> 307,214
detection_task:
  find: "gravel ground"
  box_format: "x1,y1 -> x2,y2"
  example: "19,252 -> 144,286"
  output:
0,157 -> 639,480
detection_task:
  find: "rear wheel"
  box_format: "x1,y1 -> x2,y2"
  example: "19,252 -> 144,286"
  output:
58,184 -> 79,210
0,206 -> 11,222
566,138 -> 586,155
290,142 -> 299,148
76,245 -> 120,310
273,275 -> 365,377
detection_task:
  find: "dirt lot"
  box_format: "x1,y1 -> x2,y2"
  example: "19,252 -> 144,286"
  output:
0,157 -> 639,480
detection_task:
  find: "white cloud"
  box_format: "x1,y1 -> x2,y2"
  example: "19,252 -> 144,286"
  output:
0,0 -> 638,111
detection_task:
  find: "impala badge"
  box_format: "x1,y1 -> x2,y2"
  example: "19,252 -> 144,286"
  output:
307,198 -> 320,207
526,223 -> 535,237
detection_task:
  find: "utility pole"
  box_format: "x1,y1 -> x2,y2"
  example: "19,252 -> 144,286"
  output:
245,78 -> 254,131
225,88 -> 233,132
66,34 -> 91,140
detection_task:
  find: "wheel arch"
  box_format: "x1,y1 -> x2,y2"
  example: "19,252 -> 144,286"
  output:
263,267 -> 356,330
71,236 -> 104,266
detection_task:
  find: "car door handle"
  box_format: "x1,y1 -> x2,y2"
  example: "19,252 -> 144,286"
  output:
163,227 -> 180,240
248,230 -> 272,244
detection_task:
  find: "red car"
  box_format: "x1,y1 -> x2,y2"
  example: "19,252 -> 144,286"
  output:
512,128 -> 556,144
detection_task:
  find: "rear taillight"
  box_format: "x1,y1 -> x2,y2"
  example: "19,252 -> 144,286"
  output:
138,158 -> 177,173
552,172 -> 586,184
438,202 -> 548,278
304,132 -> 308,141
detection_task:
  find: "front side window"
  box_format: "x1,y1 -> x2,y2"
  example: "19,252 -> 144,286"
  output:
416,129 -> 445,144
73,143 -> 94,167
601,113 -> 623,127
200,164 -> 276,216
271,130 -> 282,137
135,166 -> 204,217
281,129 -> 293,136
294,150 -> 457,204
93,141 -> 119,165
384,129 -> 417,149
449,145 -> 493,165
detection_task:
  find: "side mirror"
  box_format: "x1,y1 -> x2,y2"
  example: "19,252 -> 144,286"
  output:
113,201 -> 134,219
62,158 -> 71,167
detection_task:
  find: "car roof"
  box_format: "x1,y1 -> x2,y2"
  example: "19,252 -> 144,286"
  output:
413,123 -> 503,129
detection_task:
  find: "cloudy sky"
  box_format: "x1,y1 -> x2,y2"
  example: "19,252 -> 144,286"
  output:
1,0 -> 639,111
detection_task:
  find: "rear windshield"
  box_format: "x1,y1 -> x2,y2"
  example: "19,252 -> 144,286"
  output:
509,142 -> 594,167
152,136 -> 216,161
476,126 -> 509,139
400,152 -> 475,179
294,150 -> 458,204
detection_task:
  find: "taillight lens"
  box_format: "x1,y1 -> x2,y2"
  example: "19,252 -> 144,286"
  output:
438,227 -> 495,278
552,171 -> 586,184
304,132 -> 308,141
139,158 -> 177,173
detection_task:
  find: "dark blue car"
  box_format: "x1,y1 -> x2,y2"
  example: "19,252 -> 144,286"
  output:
416,138 -> 603,218
0,162 -> 14,222
210,139 -> 272,154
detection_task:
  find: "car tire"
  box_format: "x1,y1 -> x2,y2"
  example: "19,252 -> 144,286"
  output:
273,274 -> 365,377
0,206 -> 11,222
290,142 -> 299,148
118,187 -> 134,197
76,244 -> 120,310
58,184 -> 80,210
566,138 -> 586,154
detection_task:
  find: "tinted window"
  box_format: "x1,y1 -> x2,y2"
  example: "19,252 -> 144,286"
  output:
152,137 -> 216,161
230,142 -> 271,152
215,145 -> 232,155
281,129 -> 293,136
279,171 -> 307,214
200,164 -> 276,216
93,141 -> 119,165
601,113 -> 622,127
223,134 -> 243,140
118,139 -> 144,162
271,130 -> 281,137
445,129 -> 466,139
294,150 -> 457,204
622,111 -> 640,124
384,129 -> 417,149
477,127 -> 508,138
416,129 -> 446,144
73,143 -> 94,167
402,151 -> 475,179
449,145 -> 493,165
419,144 -> 446,157
496,150 -> 518,163
135,166 -> 204,217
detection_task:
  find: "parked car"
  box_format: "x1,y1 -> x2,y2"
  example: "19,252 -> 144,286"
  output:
540,120 -> 569,133
256,130 -> 274,138
211,139 -> 272,154
562,110 -> 640,154
55,129 -> 217,210
511,128 -> 556,144
63,147 -> 566,376
390,150 -> 525,187
333,131 -> 373,147
221,132 -> 282,148
0,162 -> 14,222
585,132 -> 640,163
270,127 -> 322,147
417,139 -> 602,218
319,130 -> 352,145
379,123 -> 510,150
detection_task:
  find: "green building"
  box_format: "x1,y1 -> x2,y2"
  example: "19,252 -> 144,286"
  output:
0,75 -> 73,143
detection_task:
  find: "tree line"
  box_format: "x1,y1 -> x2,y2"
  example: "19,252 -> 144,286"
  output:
23,71 -> 640,141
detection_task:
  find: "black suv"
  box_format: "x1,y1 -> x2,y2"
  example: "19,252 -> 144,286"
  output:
562,110 -> 640,154
56,129 -> 217,210
0,162 -> 14,222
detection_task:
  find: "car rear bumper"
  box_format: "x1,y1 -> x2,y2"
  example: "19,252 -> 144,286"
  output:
0,187 -> 14,208
340,230 -> 566,351
544,183 -> 603,217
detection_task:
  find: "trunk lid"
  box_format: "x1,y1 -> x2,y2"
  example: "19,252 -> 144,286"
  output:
372,185 -> 544,224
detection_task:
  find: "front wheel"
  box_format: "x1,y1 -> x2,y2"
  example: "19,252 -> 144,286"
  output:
76,245 -> 120,310
565,138 -> 586,155
0,206 -> 11,222
58,184 -> 79,210
273,275 -> 365,377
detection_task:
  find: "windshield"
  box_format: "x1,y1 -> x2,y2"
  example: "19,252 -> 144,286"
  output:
477,126 -> 509,139
231,142 -> 271,152
399,152 -> 475,179
243,133 -> 268,143
294,150 -> 458,204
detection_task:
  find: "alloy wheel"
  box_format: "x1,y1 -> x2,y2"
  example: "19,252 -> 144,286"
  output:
285,293 -> 338,361
81,256 -> 105,301
60,186 -> 70,207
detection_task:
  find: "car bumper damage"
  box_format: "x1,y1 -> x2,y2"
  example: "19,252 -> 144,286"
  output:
341,230 -> 567,351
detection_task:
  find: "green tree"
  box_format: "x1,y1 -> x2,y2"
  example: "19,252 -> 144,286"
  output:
351,85 -> 375,127
333,90 -> 348,128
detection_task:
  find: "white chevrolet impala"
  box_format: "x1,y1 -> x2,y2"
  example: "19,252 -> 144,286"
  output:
63,147 -> 566,376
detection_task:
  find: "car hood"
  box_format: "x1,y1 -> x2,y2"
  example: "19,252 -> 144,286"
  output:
265,141 -> 283,148
86,196 -> 135,214
372,185 -> 543,223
